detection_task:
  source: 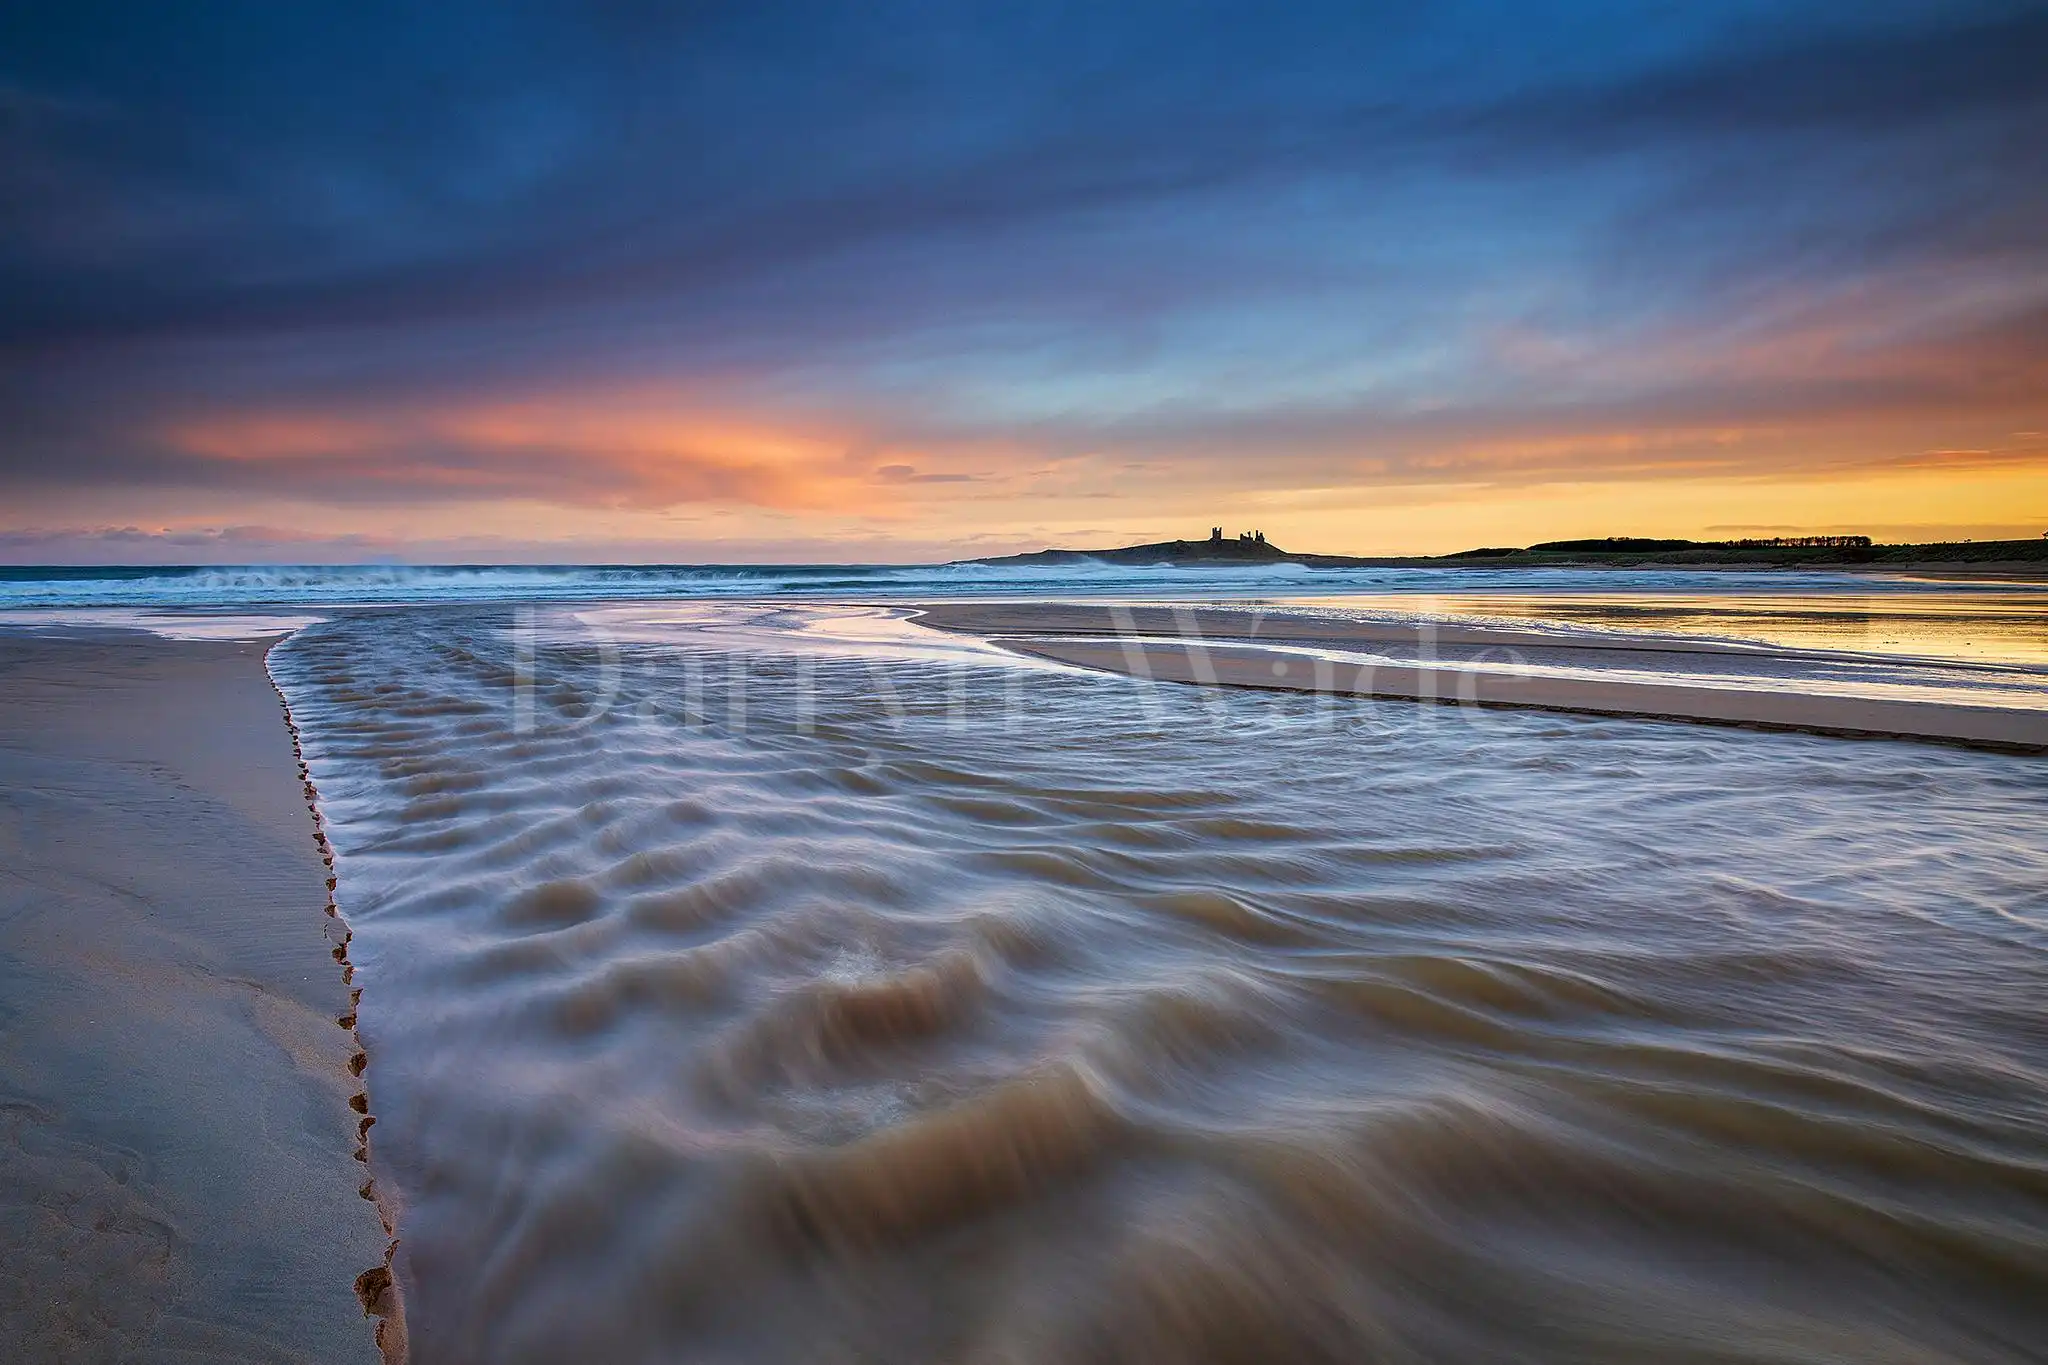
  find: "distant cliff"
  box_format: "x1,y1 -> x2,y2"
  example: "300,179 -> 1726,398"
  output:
963,534 -> 2048,575
973,535 -> 1291,566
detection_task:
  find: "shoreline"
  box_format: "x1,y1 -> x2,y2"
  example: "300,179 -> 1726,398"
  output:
0,630 -> 392,1362
914,601 -> 2048,752
265,642 -> 409,1365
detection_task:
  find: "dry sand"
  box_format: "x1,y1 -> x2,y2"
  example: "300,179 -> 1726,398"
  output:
914,601 -> 2048,751
0,632 -> 389,1363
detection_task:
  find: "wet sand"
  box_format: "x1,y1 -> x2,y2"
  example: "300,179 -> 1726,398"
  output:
914,601 -> 2048,750
0,633 -> 390,1362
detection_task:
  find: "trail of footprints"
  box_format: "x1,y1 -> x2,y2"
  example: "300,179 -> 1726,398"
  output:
265,643 -> 405,1362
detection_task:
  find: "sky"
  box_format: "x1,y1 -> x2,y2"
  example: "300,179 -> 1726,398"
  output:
3,0 -> 2045,563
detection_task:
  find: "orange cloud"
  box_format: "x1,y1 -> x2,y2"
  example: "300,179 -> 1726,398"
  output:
161,395 -> 883,512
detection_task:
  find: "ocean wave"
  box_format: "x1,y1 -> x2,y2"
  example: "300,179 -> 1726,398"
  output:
0,557 -> 2000,610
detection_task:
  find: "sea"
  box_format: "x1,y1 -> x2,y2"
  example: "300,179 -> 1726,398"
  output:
5,560 -> 2045,1362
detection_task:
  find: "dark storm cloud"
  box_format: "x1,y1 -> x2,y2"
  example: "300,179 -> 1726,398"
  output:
1,0 -> 2045,507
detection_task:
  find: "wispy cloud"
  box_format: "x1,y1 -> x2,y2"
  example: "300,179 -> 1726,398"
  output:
1,1 -> 2043,553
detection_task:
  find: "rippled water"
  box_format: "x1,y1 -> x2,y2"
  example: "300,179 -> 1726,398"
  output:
272,603 -> 2048,1365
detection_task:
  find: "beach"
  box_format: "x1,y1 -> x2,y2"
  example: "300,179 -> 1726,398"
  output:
0,633 -> 391,1363
2,574 -> 2044,1364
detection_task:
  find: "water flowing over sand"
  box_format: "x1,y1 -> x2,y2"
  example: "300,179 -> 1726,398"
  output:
270,602 -> 2048,1364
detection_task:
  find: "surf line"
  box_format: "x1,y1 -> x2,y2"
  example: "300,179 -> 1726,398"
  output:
265,640 -> 410,1365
